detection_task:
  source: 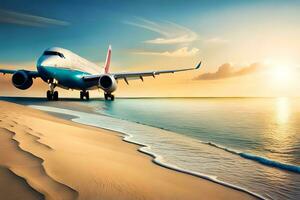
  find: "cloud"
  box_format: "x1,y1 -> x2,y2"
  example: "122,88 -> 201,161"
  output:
133,47 -> 199,57
0,9 -> 70,27
204,37 -> 229,44
124,18 -> 197,44
196,63 -> 261,80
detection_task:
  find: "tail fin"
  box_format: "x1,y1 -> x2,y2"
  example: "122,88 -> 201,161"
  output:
104,45 -> 112,74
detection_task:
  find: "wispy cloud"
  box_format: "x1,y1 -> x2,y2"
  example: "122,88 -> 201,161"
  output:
204,37 -> 229,44
0,9 -> 70,27
133,47 -> 199,57
124,18 -> 197,44
196,63 -> 261,80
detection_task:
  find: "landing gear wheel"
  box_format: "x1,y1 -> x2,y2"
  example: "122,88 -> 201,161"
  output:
86,91 -> 90,100
104,93 -> 115,101
53,91 -> 59,101
46,90 -> 58,101
47,90 -> 52,100
46,82 -> 58,101
80,91 -> 90,100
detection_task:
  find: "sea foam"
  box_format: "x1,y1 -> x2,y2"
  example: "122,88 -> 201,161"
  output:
205,142 -> 300,174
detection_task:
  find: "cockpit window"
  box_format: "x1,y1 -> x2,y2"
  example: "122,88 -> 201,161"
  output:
43,51 -> 65,58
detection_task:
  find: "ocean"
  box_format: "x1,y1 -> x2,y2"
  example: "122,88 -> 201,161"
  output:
3,97 -> 300,200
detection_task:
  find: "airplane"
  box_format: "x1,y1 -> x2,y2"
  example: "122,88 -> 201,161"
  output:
0,46 -> 201,101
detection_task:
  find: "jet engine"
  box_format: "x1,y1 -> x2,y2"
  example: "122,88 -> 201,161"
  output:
98,74 -> 117,93
12,70 -> 33,90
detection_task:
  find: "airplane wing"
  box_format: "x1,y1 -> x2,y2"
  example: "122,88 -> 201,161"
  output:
83,61 -> 202,83
0,69 -> 40,78
0,69 -> 17,74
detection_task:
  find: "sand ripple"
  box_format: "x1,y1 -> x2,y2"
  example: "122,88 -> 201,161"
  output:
0,119 -> 78,200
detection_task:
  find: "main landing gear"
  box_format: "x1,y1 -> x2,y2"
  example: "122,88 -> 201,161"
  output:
104,93 -> 114,101
80,91 -> 89,100
46,83 -> 58,101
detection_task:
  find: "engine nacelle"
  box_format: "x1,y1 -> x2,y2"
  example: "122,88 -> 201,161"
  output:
12,70 -> 33,90
98,75 -> 117,93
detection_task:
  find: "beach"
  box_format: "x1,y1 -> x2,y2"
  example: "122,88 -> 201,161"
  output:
0,101 -> 257,200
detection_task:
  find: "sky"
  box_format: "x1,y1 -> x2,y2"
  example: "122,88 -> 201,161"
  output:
0,0 -> 300,97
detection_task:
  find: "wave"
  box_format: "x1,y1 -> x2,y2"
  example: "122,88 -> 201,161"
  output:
101,110 -> 300,175
205,142 -> 300,174
100,108 -> 300,175
239,153 -> 300,173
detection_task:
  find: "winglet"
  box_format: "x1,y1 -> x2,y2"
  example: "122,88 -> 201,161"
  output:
104,45 -> 112,74
195,61 -> 202,69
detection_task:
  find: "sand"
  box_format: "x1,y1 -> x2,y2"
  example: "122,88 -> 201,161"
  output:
0,101 -> 257,200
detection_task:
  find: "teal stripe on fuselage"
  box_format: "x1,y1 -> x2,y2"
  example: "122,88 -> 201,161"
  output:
37,66 -> 98,90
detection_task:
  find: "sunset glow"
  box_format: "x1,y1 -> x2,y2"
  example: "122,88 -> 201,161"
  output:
0,0 -> 300,97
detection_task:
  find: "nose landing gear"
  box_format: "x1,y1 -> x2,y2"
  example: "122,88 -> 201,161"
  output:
80,91 -> 90,100
47,90 -> 58,101
46,82 -> 58,101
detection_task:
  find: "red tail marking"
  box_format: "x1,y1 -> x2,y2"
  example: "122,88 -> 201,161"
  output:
104,45 -> 111,74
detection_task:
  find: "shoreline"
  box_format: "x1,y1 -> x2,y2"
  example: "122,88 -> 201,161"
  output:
0,101 -> 258,200
33,105 -> 265,200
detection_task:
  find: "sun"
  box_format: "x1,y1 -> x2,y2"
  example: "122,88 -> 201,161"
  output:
263,60 -> 298,96
271,66 -> 292,83
268,63 -> 297,89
